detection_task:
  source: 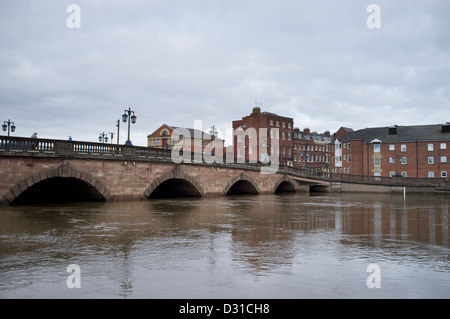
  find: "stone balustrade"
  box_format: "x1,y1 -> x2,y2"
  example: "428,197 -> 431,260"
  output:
1,135 -> 449,190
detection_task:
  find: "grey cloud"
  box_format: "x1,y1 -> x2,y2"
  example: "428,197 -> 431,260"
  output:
1,0 -> 449,144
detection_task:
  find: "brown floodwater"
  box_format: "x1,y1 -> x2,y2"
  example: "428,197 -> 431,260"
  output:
0,192 -> 449,298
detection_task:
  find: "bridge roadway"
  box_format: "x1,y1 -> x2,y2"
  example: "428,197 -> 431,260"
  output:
0,136 -> 448,205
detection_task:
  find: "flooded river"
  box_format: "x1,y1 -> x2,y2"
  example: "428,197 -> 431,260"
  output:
0,193 -> 449,298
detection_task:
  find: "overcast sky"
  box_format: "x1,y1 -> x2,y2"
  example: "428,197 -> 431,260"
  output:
1,0 -> 449,146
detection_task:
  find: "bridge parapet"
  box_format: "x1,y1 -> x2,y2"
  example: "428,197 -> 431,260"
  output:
0,135 -> 171,159
1,135 -> 449,191
0,135 -> 311,175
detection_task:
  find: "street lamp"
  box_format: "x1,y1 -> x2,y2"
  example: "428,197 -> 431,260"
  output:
98,132 -> 108,143
109,132 -> 115,144
116,120 -> 120,145
2,119 -> 16,136
122,107 -> 137,146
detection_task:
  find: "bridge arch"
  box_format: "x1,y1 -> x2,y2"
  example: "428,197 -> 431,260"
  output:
273,176 -> 297,193
223,173 -> 260,196
141,166 -> 205,199
4,164 -> 112,205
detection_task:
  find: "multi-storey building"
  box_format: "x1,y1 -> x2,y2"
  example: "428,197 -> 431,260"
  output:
292,128 -> 332,174
232,107 -> 294,165
231,107 -> 333,169
331,123 -> 450,180
147,124 -> 223,154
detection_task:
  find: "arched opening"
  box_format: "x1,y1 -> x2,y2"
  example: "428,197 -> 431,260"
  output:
310,184 -> 329,193
12,177 -> 106,205
274,181 -> 296,193
148,178 -> 201,199
226,180 -> 258,195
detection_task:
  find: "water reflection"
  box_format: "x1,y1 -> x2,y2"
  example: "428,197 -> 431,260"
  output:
0,193 -> 449,298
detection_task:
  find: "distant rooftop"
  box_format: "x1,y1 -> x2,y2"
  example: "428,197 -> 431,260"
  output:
170,126 -> 222,141
338,123 -> 450,143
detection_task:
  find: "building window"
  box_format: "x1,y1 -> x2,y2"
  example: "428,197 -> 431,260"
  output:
343,155 -> 346,161
389,144 -> 395,151
343,143 -> 346,149
374,158 -> 381,166
282,122 -> 285,128
288,133 -> 291,140
390,172 -> 396,177
428,144 -> 434,151
401,172 -> 407,177
270,120 -> 273,126
428,157 -> 434,164
374,144 -> 381,153
440,143 -> 447,149
348,143 -> 350,149
428,171 -> 434,178
347,155 -> 351,163
442,171 -> 448,178
276,121 -> 279,127
389,157 -> 395,163
441,156 -> 447,163
288,146 -> 291,158
400,157 -> 407,164
282,146 -> 286,159
282,132 -> 285,140
288,123 -> 291,129
401,144 -> 407,152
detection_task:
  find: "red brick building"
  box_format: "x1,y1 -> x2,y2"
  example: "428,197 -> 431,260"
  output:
232,107 -> 294,165
332,124 -> 450,180
292,127 -> 332,174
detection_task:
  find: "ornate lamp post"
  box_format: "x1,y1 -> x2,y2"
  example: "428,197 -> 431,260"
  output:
2,119 -> 16,136
98,132 -> 108,143
122,107 -> 137,146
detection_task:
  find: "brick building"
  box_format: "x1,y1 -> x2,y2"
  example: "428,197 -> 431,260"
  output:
292,127 -> 332,174
147,124 -> 223,154
332,123 -> 450,180
232,107 -> 294,165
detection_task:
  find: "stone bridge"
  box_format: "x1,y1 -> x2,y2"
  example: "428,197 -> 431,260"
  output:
1,136 -> 448,205
0,136 -> 329,205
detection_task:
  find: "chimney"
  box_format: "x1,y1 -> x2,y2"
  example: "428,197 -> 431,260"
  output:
442,122 -> 450,133
388,125 -> 398,135
303,128 -> 310,134
252,107 -> 261,115
324,130 -> 330,137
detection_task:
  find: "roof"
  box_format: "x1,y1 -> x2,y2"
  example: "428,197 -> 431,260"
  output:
338,124 -> 450,143
148,124 -> 223,140
170,126 -> 221,140
261,111 -> 293,120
